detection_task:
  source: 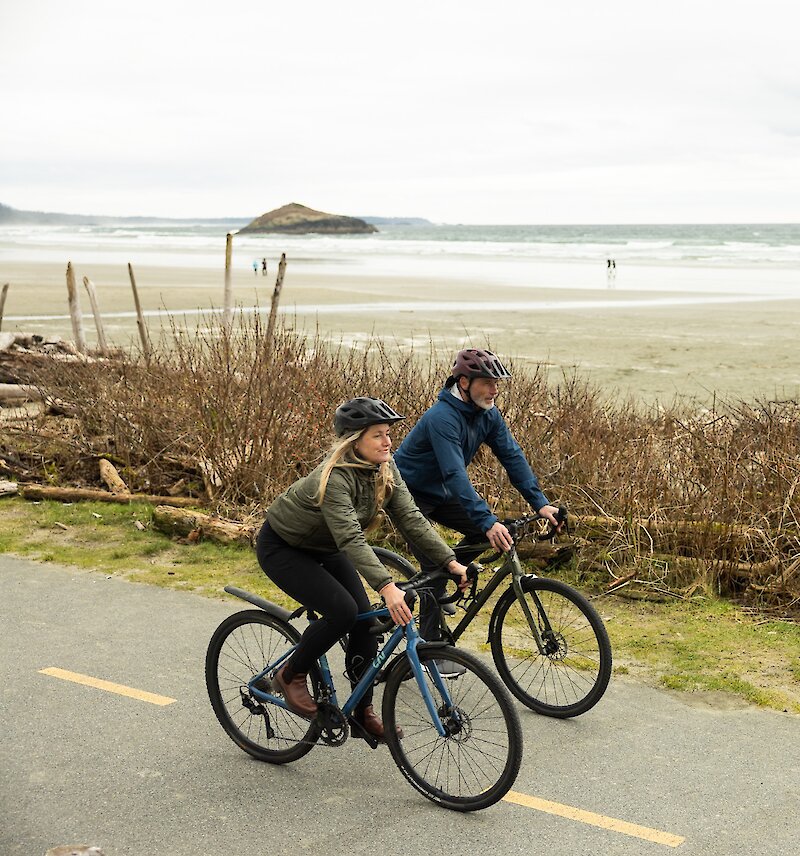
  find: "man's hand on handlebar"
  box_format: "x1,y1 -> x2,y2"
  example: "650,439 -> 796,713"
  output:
486,521 -> 514,552
379,581 -> 413,626
537,504 -> 565,533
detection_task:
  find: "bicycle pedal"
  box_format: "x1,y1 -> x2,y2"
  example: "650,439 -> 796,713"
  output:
347,717 -> 380,749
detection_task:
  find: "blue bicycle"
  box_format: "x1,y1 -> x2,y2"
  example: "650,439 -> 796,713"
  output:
205,569 -> 523,811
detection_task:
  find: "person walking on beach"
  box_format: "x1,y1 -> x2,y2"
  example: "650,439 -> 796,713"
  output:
255,396 -> 469,737
262,258 -> 268,276
252,260 -> 258,276
607,258 -> 617,287
393,349 -> 562,671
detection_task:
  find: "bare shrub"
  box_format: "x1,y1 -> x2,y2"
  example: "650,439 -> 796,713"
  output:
14,313 -> 800,608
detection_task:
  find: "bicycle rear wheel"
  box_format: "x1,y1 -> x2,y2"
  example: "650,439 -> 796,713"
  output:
490,578 -> 612,718
382,646 -> 522,811
205,609 -> 321,764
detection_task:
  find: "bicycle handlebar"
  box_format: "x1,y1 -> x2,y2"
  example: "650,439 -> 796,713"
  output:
452,506 -> 569,562
368,562 -> 481,635
504,505 -> 568,542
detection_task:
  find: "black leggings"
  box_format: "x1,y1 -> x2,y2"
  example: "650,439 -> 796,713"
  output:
256,521 -> 377,710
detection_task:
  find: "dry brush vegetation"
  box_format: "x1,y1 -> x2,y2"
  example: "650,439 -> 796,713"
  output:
2,312 -> 799,614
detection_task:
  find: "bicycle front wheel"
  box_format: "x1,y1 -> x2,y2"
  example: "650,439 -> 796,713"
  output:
205,609 -> 321,764
382,646 -> 522,811
490,578 -> 612,718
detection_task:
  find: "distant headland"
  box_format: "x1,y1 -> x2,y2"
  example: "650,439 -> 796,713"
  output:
0,201 -> 430,229
0,202 -> 246,227
238,203 -> 377,235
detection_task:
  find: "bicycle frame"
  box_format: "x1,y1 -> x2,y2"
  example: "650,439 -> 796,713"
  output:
447,543 -> 552,656
247,606 -> 457,737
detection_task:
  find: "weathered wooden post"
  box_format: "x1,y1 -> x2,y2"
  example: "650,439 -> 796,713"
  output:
223,232 -> 234,335
0,282 -> 9,332
128,263 -> 152,362
82,276 -> 110,356
265,253 -> 287,346
66,262 -> 88,354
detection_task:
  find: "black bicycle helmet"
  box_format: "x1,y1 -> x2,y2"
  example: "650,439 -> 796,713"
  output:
452,348 -> 512,380
334,397 -> 406,437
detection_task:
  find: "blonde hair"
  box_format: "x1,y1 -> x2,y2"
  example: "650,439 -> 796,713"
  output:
317,430 -> 395,515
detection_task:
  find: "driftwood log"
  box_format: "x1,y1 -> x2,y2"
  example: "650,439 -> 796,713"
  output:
82,276 -> 110,357
0,480 -> 18,497
223,232 -> 233,335
128,263 -> 151,361
0,383 -> 44,403
152,505 -> 256,546
0,282 -> 9,332
572,513 -> 793,564
65,262 -> 88,355
575,514 -> 774,542
98,459 -> 129,494
265,252 -> 287,345
20,485 -> 202,508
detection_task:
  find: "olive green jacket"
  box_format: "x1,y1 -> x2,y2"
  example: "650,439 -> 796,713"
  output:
266,458 -> 456,592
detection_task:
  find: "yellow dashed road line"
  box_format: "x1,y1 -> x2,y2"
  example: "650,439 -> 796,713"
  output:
503,791 -> 685,847
38,667 -> 176,706
37,667 -> 684,846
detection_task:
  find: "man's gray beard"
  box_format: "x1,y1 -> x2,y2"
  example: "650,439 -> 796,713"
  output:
475,399 -> 495,411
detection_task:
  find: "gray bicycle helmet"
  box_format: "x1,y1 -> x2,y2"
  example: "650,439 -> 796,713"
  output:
452,348 -> 512,380
334,397 -> 406,437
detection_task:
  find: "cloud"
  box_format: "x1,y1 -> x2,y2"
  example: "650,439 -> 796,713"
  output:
2,0 -> 799,221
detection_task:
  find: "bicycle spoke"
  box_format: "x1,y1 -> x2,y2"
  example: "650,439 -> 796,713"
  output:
383,648 -> 522,811
491,579 -> 612,717
206,610 -> 320,764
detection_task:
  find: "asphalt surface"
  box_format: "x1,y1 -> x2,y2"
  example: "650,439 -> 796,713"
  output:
2,554 -> 798,856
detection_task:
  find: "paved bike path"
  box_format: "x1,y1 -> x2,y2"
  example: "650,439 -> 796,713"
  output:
1,554 -> 797,856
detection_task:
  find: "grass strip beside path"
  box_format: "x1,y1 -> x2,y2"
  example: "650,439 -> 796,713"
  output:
1,496 -> 798,715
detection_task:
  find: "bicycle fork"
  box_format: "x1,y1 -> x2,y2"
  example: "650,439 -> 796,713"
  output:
509,554 -> 555,657
404,630 -> 461,737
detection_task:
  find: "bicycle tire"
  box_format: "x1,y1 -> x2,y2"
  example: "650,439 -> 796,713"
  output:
490,577 -> 612,718
205,609 -> 321,764
382,646 -> 522,811
374,548 -> 416,581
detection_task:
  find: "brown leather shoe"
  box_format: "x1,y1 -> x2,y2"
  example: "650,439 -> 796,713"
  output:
273,664 -> 318,719
354,704 -> 403,742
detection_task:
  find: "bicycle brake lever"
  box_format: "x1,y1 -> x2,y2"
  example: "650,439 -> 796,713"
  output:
536,505 -> 569,541
438,561 -> 481,605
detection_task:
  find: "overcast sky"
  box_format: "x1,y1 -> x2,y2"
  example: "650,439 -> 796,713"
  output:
1,0 -> 798,223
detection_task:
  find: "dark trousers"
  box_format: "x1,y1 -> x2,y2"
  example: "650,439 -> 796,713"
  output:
256,521 -> 377,710
406,497 -> 487,641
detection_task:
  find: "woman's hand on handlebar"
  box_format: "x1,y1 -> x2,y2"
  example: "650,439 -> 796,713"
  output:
447,560 -> 471,592
486,521 -> 514,552
379,581 -> 413,626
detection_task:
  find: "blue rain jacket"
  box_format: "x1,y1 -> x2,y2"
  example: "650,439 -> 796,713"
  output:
393,386 -> 550,532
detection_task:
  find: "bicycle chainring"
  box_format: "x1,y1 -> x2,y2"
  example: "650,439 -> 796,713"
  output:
316,701 -> 349,746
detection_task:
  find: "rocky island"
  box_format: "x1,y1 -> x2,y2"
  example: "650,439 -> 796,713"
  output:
238,203 -> 378,235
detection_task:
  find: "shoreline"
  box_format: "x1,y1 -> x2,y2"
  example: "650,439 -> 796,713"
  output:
2,257 -> 799,405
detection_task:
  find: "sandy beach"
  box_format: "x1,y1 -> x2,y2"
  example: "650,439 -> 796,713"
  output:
2,254 -> 799,405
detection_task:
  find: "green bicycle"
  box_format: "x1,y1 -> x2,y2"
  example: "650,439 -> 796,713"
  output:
374,511 -> 612,718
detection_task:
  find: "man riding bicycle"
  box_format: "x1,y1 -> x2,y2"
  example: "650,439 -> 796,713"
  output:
393,348 -> 562,667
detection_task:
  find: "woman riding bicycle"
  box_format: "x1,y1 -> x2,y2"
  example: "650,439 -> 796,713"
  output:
256,396 -> 469,741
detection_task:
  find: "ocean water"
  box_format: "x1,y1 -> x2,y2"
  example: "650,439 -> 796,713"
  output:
0,221 -> 800,267
2,221 -> 800,288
